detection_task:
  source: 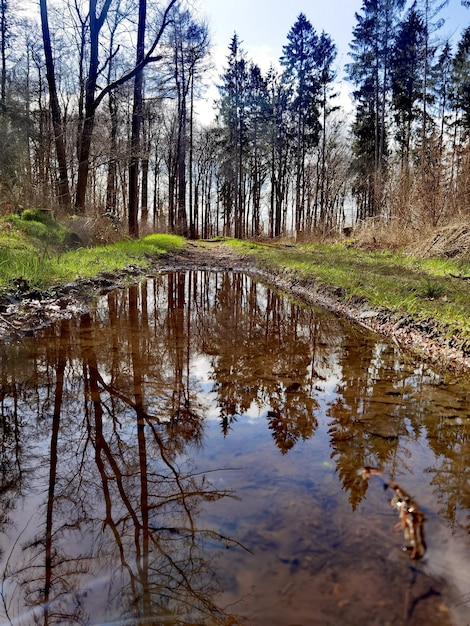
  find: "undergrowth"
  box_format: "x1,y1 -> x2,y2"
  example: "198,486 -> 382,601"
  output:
0,212 -> 184,294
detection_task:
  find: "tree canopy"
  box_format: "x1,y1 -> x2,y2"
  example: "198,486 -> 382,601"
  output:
0,0 -> 468,239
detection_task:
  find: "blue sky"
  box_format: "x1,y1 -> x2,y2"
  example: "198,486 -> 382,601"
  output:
194,0 -> 470,122
196,0 -> 470,71
196,0 -> 363,72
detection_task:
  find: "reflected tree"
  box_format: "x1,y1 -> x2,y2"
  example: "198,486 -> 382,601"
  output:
0,269 -> 469,624
0,345 -> 25,540
206,274 -> 321,449
327,341 -> 412,509
0,302 -> 244,624
420,386 -> 470,531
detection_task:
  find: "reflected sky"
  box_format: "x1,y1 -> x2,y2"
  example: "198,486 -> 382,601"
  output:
0,271 -> 468,625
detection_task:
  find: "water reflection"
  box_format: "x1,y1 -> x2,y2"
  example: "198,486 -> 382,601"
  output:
0,271 -> 469,625
0,324 -> 238,624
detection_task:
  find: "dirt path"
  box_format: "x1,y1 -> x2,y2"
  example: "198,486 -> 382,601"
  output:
1,240 -> 469,376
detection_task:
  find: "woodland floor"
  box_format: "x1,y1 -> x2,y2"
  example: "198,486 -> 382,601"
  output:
1,239 -> 469,378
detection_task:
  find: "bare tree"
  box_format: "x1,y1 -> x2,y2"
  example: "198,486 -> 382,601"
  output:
128,0 -> 147,237
161,6 -> 210,237
40,0 -> 178,217
39,0 -> 72,209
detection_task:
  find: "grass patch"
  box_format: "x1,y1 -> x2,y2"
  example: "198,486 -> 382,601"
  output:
7,209 -> 72,248
227,239 -> 470,345
0,212 -> 184,294
56,233 -> 184,282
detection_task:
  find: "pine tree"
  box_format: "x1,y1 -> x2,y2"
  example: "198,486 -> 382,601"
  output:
417,0 -> 449,151
280,13 -> 322,233
451,26 -> 470,134
391,2 -> 426,167
450,26 -> 470,213
217,34 -> 250,237
347,0 -> 405,221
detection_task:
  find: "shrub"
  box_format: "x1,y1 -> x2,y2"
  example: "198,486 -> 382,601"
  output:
20,208 -> 56,225
5,209 -> 70,248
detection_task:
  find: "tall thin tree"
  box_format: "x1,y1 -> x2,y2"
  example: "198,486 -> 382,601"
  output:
347,0 -> 405,220
39,0 -> 72,209
281,13 -> 322,234
128,0 -> 147,237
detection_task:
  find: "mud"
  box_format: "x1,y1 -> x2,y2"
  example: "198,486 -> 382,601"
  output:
1,241 -> 469,376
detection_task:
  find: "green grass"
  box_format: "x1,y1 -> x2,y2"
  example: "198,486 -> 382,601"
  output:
227,239 -> 470,346
7,208 -> 72,248
0,213 -> 184,293
57,234 -> 184,282
1,211 -> 470,351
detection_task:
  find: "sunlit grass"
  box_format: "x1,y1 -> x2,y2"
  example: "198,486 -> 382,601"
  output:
0,213 -> 184,293
227,239 -> 470,345
58,233 -> 184,280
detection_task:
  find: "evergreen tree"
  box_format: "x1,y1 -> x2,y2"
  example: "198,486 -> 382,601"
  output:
413,0 -> 449,226
450,26 -> 470,214
347,0 -> 405,221
451,26 -> 470,134
417,0 -> 449,149
217,35 -> 251,237
280,13 -> 322,233
391,2 -> 426,167
434,42 -> 452,157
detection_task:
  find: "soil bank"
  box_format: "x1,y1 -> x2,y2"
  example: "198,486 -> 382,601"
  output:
1,241 -> 469,378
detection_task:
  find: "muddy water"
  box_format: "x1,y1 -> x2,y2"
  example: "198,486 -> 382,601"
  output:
0,271 -> 468,626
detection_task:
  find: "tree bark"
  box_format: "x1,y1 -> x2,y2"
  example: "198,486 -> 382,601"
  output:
128,0 -> 146,238
39,0 -> 72,210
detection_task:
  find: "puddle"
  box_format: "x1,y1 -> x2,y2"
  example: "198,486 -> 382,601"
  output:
0,271 -> 468,625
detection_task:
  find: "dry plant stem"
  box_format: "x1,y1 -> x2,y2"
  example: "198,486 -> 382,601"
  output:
361,468 -> 427,560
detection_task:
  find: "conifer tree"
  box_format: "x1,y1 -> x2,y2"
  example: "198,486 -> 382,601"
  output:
390,2 -> 426,167
417,0 -> 449,150
450,25 -> 470,213
451,26 -> 470,134
347,0 -> 405,220
217,35 -> 250,237
280,13 -> 322,233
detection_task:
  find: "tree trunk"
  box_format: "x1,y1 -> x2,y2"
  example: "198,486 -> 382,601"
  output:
128,0 -> 146,238
141,146 -> 149,226
105,90 -> 118,215
1,0 -> 7,110
177,112 -> 188,236
75,0 -> 111,213
39,0 -> 72,210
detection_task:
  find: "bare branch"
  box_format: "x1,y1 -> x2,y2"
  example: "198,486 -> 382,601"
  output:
94,0 -> 178,110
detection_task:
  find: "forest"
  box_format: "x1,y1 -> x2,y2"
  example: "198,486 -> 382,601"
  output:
1,0 -> 470,241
